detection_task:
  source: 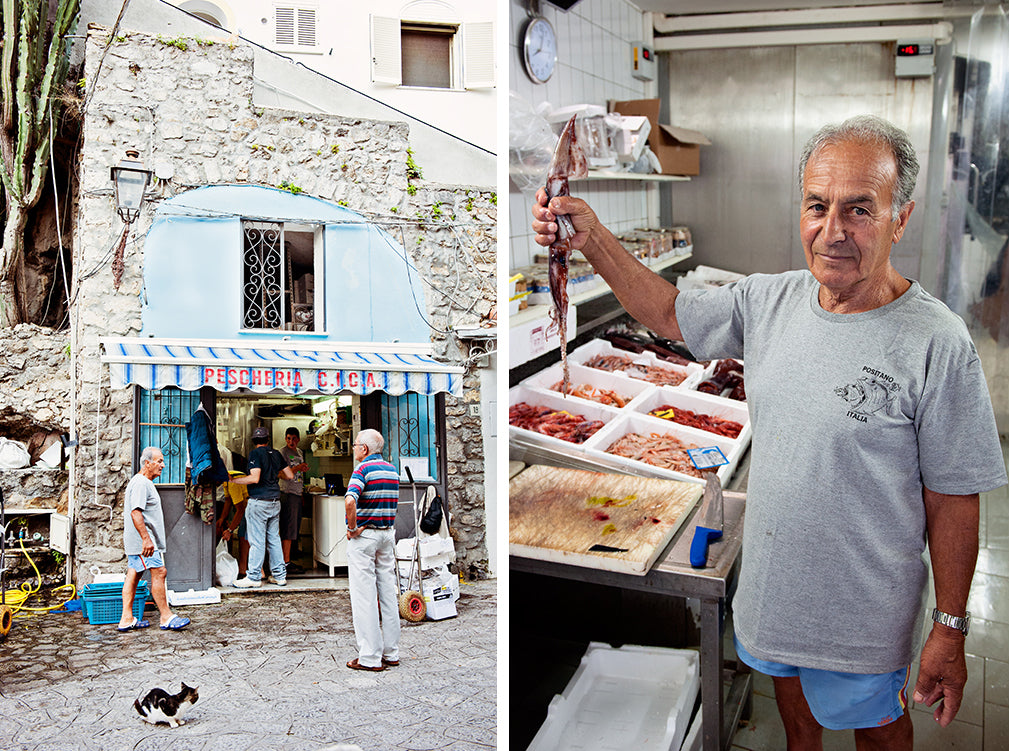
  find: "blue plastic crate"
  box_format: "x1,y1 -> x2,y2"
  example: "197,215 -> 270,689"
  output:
81,582 -> 149,625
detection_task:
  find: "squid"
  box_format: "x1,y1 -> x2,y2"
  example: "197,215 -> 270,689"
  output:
545,114 -> 589,395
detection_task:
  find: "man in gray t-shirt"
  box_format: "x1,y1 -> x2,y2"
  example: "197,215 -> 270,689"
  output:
119,446 -> 189,632
278,426 -> 310,575
532,115 -> 1006,748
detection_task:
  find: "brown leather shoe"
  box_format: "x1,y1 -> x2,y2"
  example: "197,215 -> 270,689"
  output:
347,658 -> 384,672
382,658 -> 399,667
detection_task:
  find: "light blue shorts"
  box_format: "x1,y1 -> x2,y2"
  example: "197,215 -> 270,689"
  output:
127,551 -> 164,572
734,635 -> 909,730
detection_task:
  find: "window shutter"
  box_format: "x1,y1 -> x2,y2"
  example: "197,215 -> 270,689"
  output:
462,21 -> 495,89
296,8 -> 316,47
370,15 -> 402,85
276,7 -> 295,46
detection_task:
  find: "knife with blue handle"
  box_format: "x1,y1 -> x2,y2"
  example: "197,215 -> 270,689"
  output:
690,472 -> 724,568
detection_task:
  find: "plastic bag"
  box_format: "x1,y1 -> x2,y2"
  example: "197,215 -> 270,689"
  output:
0,438 -> 30,469
419,494 -> 444,535
509,91 -> 558,195
215,539 -> 239,587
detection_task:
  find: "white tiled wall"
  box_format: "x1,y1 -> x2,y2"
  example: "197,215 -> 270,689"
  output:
508,0 -> 656,272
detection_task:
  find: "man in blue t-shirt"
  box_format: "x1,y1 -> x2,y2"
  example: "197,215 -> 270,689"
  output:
231,426 -> 294,588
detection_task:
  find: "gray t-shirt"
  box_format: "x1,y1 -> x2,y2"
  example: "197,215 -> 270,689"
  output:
123,473 -> 167,555
677,270 -> 1006,673
279,445 -> 304,495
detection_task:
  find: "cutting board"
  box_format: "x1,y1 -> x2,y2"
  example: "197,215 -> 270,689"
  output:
509,465 -> 703,575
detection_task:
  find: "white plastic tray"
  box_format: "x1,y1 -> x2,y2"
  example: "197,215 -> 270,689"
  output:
508,385 -> 621,452
521,362 -> 654,408
587,412 -> 740,486
569,339 -> 703,388
528,642 -> 700,751
628,386 -> 752,449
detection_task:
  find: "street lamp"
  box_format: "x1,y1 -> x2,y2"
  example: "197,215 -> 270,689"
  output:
109,150 -> 153,224
109,150 -> 153,289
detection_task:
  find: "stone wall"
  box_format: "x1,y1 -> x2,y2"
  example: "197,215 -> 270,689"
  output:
71,28 -> 495,582
0,324 -> 71,510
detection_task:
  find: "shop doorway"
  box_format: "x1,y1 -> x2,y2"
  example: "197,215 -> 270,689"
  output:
134,386 -> 448,588
216,393 -> 357,580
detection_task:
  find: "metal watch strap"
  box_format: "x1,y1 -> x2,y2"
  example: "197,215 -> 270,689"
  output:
932,608 -> 970,636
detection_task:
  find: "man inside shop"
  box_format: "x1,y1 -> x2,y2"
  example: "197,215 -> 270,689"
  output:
231,427 -> 295,588
531,114 -> 1006,749
279,426 -> 310,576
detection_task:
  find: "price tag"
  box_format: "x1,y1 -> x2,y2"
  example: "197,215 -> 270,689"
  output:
687,446 -> 728,470
529,325 -> 548,358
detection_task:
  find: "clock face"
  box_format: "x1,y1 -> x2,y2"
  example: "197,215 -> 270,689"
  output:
523,17 -> 557,84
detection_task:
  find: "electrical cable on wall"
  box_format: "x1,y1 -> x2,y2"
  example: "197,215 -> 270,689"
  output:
93,369 -> 112,521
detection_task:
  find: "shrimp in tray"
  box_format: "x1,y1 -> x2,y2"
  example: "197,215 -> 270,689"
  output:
545,114 -> 589,395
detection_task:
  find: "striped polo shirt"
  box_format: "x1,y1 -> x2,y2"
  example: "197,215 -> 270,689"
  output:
345,454 -> 399,529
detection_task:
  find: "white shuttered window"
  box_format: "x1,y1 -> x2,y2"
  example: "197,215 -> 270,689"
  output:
370,16 -> 495,89
275,4 -> 318,50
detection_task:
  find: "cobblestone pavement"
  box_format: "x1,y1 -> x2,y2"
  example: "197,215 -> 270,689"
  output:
0,580 -> 497,751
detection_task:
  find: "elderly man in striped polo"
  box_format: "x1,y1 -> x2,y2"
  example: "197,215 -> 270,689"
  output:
344,428 -> 401,671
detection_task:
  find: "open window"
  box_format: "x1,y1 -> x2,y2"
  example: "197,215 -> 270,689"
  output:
370,15 -> 495,89
241,221 -> 323,332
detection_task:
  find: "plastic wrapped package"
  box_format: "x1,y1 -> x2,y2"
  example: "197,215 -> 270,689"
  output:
509,91 -> 557,195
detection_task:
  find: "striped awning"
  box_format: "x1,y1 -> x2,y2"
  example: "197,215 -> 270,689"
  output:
100,337 -> 464,396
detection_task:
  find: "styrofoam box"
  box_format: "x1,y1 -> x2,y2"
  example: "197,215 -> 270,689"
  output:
684,358 -> 747,402
528,642 -> 700,751
681,708 -> 702,751
521,361 -> 654,407
675,264 -> 745,291
628,386 -> 752,450
586,412 -> 741,487
167,587 -> 221,606
509,385 -> 621,452
569,339 -> 704,387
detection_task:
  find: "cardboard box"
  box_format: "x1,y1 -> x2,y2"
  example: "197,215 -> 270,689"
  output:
612,99 -> 710,176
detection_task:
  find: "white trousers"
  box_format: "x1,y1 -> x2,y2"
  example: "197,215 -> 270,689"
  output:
347,528 -> 401,668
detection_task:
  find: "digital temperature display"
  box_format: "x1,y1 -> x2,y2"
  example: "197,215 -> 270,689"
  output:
897,42 -> 932,57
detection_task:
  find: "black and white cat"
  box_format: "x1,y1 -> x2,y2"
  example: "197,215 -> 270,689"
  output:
133,682 -> 199,727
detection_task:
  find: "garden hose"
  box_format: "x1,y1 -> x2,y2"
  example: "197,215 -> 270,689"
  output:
3,538 -> 76,617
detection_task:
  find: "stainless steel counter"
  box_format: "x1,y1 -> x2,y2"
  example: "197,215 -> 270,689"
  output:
509,451 -> 752,751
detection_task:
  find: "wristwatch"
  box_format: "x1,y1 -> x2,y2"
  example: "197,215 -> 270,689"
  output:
932,608 -> 970,636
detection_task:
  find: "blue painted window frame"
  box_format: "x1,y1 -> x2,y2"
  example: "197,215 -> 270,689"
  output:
137,387 -> 202,484
379,393 -> 439,482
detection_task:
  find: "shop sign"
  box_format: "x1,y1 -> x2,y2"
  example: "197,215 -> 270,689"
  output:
202,366 -> 385,393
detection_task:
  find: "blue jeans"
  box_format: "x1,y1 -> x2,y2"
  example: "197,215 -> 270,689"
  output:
245,498 -> 285,582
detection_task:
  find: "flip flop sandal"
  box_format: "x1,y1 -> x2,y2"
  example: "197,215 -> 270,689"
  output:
116,618 -> 150,632
159,616 -> 191,631
346,658 -> 384,672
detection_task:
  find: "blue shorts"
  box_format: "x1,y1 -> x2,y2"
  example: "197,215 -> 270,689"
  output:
734,635 -> 909,730
127,551 -> 165,572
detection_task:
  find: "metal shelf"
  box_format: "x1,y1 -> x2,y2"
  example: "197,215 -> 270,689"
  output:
572,171 -> 691,183
509,251 -> 693,329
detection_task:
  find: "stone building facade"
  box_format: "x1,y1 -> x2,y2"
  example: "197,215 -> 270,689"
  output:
69,26 -> 495,584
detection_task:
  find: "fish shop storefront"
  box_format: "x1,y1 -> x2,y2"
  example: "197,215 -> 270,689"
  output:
94,186 -> 463,592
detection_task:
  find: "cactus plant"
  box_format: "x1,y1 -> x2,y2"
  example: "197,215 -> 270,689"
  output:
0,0 -> 80,324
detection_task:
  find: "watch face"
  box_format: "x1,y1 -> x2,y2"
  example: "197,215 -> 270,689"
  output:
523,17 -> 557,84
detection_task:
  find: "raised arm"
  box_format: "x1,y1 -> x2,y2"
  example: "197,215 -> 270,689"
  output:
532,189 -> 684,341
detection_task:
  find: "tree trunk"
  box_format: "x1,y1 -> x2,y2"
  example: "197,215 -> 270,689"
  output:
0,200 -> 28,325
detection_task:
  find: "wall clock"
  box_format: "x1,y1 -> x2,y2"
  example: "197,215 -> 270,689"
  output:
522,16 -> 557,84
